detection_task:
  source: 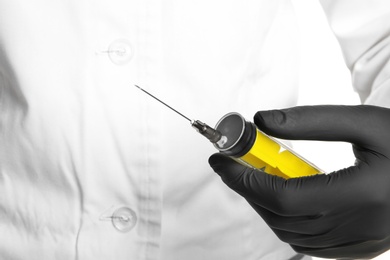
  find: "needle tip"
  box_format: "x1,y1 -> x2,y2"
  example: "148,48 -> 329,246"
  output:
133,84 -> 192,122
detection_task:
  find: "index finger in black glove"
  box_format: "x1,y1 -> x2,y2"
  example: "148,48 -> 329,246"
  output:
209,105 -> 390,259
254,105 -> 390,156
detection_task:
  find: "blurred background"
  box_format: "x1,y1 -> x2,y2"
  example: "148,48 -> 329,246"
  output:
290,1 -> 389,259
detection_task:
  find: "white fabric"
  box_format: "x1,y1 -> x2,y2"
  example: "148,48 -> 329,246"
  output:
0,0 -> 299,259
1,0 -> 389,259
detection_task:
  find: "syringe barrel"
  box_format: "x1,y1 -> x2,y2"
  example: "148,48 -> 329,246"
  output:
213,112 -> 323,179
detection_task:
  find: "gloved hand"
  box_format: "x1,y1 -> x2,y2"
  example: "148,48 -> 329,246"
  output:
209,105 -> 390,259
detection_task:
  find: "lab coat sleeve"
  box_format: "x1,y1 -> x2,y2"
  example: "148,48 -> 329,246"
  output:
319,0 -> 390,107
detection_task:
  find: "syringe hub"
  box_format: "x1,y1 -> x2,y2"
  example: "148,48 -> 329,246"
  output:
191,120 -> 227,147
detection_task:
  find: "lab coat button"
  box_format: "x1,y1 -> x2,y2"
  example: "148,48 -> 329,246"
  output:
112,207 -> 137,232
107,39 -> 134,65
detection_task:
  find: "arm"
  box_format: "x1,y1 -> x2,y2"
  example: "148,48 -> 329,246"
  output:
319,0 -> 390,106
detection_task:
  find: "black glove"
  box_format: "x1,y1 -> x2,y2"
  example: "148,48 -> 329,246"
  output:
209,105 -> 390,259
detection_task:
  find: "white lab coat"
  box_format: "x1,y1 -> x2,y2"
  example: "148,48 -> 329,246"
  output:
0,0 -> 389,259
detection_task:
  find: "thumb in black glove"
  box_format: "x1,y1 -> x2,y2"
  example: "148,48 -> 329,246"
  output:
209,105 -> 390,259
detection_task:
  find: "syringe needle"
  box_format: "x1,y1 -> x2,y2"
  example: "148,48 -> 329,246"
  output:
134,85 -> 192,122
134,84 -> 226,146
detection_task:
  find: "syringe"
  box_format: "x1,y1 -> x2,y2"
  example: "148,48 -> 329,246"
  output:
135,85 -> 323,179
134,85 -> 227,147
